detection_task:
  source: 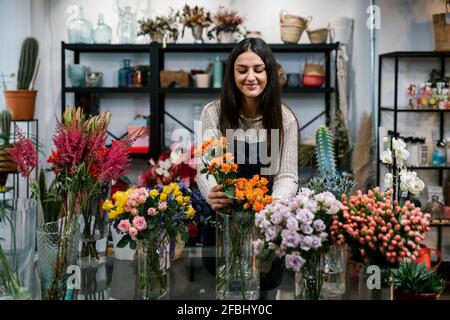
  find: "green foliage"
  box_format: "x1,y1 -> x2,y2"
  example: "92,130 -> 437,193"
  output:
391,261 -> 446,294
315,125 -> 337,177
31,169 -> 63,224
17,37 -> 38,90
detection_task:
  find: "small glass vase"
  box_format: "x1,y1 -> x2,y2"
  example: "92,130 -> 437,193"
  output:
216,212 -> 259,300
321,245 -> 347,300
37,220 -> 80,300
358,264 -> 393,300
295,252 -> 325,300
135,236 -> 170,300
191,25 -> 204,43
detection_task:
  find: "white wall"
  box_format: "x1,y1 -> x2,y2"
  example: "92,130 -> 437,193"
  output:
24,0 -> 372,171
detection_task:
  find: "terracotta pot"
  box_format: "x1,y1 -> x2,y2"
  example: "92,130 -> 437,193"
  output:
393,290 -> 439,300
3,90 -> 37,120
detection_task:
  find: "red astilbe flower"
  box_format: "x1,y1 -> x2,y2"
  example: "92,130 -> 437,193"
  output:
95,137 -> 133,183
49,122 -> 89,175
8,127 -> 38,177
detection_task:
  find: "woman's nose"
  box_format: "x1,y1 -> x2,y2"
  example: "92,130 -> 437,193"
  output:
247,70 -> 256,81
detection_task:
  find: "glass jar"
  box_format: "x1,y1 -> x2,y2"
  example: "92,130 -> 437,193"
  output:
216,212 -> 259,300
135,235 -> 170,300
118,59 -> 131,87
133,66 -> 143,88
93,13 -> 112,44
321,245 -> 347,300
295,251 -> 324,300
432,140 -> 446,166
425,195 -> 445,220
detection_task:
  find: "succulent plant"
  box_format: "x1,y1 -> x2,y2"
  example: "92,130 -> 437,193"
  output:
17,37 -> 39,90
315,125 -> 337,177
391,261 -> 446,294
303,172 -> 354,200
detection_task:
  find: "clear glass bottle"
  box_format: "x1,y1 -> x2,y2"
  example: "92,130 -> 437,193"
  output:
118,59 -> 131,87
117,6 -> 137,44
93,13 -> 112,44
66,5 -> 93,44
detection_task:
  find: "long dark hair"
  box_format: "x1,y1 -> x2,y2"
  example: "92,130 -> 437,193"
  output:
219,38 -> 283,149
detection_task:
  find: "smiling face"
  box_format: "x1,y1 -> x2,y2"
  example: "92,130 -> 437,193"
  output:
234,50 -> 267,99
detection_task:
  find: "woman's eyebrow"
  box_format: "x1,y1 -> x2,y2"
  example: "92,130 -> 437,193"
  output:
235,63 -> 265,68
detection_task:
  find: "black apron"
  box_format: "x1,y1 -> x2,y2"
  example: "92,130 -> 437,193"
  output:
201,140 -> 283,296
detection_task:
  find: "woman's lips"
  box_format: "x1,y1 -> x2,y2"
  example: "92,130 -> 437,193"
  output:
245,83 -> 258,90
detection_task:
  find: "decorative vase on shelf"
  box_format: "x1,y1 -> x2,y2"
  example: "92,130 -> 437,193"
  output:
93,13 -> 112,44
135,234 -> 170,300
150,31 -> 164,44
37,220 -> 80,300
217,30 -> 236,43
117,6 -> 137,44
118,59 -> 131,87
66,5 -> 93,44
295,251 -> 324,300
191,25 -> 204,43
216,212 -> 259,300
358,264 -> 393,300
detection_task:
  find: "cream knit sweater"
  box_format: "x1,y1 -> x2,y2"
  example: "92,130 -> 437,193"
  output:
196,99 -> 299,203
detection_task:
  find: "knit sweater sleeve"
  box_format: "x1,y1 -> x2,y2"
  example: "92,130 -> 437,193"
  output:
196,101 -> 221,204
271,107 -> 299,200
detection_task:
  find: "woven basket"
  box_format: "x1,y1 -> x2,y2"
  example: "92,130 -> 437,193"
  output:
307,26 -> 330,44
304,63 -> 325,76
280,10 -> 312,43
160,70 -> 190,88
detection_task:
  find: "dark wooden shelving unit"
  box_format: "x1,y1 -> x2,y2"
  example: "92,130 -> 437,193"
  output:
62,41 -> 339,159
378,50 -> 450,266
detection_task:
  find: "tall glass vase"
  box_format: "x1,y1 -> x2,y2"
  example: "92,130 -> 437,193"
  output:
37,220 -> 80,300
0,199 -> 37,299
135,235 -> 170,300
295,252 -> 324,300
216,212 -> 259,300
321,245 -> 347,300
358,264 -> 393,300
79,186 -> 110,266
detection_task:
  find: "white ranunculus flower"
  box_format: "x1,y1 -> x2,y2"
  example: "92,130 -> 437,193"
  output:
315,193 -> 325,203
392,137 -> 406,152
384,173 -> 393,188
381,149 -> 393,164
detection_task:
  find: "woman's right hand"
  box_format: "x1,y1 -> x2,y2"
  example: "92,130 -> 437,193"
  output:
208,185 -> 234,211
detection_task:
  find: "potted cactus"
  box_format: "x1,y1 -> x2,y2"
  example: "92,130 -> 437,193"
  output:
0,109 -> 17,187
3,37 -> 39,120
